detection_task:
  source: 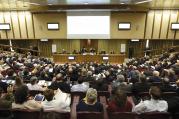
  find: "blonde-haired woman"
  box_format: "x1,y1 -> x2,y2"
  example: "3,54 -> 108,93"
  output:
76,88 -> 103,112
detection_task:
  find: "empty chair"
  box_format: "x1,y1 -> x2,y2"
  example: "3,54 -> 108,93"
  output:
139,112 -> 171,119
12,109 -> 41,119
77,112 -> 103,119
108,112 -> 138,119
162,92 -> 177,100
98,91 -> 110,99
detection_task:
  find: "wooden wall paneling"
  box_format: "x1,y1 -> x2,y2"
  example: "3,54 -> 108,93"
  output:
4,12 -> 14,39
111,12 -> 146,39
145,10 -> 155,39
98,39 -> 108,53
39,40 -> 52,57
160,10 -> 170,39
0,12 -> 7,39
11,11 -> 21,39
152,11 -> 162,39
33,13 -> 67,39
25,11 -> 35,39
168,10 -> 178,39
69,39 -> 80,53
175,10 -> 179,39
18,11 -> 28,39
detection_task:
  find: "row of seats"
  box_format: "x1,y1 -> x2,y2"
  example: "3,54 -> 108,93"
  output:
0,108 -> 179,119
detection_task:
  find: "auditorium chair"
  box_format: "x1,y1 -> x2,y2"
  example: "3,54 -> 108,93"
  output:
173,113 -> 179,119
77,112 -> 103,119
0,108 -> 13,119
12,109 -> 42,119
98,91 -> 110,99
108,112 -> 138,119
43,110 -> 70,119
162,92 -> 177,100
29,90 -> 44,97
139,112 -> 171,119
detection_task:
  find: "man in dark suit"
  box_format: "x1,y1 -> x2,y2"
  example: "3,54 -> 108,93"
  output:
132,74 -> 151,96
49,73 -> 71,93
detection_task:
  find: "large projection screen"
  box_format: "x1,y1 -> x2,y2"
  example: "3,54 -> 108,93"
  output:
67,12 -> 110,39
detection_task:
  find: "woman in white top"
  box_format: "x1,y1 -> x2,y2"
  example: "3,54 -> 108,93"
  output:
133,86 -> 168,114
42,88 -> 71,112
27,76 -> 44,91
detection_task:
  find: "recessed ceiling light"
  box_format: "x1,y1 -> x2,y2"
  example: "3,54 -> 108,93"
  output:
29,2 -> 40,5
120,2 -> 125,4
48,4 -> 53,5
84,2 -> 89,5
135,0 -> 152,4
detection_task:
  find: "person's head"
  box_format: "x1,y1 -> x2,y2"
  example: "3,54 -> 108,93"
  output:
43,89 -> 54,101
77,77 -> 84,84
162,77 -> 170,84
56,73 -> 63,81
116,74 -> 125,83
85,88 -> 97,104
15,77 -> 23,87
30,76 -> 38,85
14,85 -> 29,104
153,71 -> 160,77
149,86 -> 161,100
7,69 -> 14,77
139,74 -> 147,83
113,89 -> 127,107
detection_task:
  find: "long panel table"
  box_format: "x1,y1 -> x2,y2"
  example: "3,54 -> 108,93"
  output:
53,54 -> 125,64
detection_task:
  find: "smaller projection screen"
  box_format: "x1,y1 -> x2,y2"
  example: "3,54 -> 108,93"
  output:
171,23 -> 179,30
47,23 -> 59,30
118,23 -> 131,30
0,23 -> 10,30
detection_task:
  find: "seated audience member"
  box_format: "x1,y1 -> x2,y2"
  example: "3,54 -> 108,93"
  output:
148,71 -> 161,83
160,78 -> 176,92
132,74 -> 151,96
76,88 -> 103,112
112,74 -> 126,89
71,77 -> 89,92
133,86 -> 168,114
176,80 -> 179,96
0,85 -> 14,109
12,85 -> 42,110
107,89 -> 132,112
49,73 -> 71,93
27,76 -> 43,91
0,74 -> 8,93
112,74 -> 131,93
92,78 -> 108,91
22,69 -> 31,81
42,89 -> 71,111
13,77 -> 24,91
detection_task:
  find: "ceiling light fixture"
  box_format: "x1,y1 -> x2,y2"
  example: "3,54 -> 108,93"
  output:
48,4 -> 52,5
84,2 -> 89,5
135,0 -> 152,4
120,2 -> 125,4
29,2 -> 40,5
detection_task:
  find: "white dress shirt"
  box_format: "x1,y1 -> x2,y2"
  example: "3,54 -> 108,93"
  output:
42,89 -> 71,112
27,83 -> 44,91
71,83 -> 89,92
133,98 -> 168,114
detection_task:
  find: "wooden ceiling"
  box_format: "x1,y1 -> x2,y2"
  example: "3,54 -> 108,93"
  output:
0,0 -> 179,12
